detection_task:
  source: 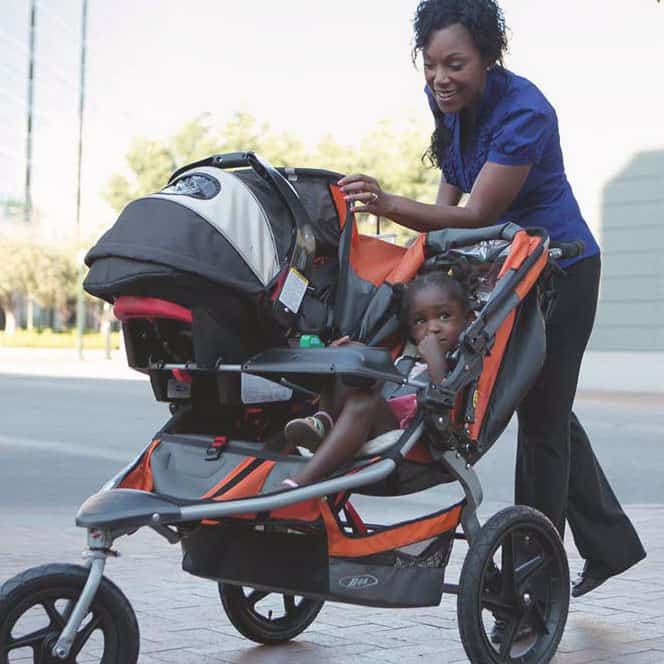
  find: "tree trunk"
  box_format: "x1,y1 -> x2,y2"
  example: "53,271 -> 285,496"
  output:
26,296 -> 34,330
4,309 -> 17,335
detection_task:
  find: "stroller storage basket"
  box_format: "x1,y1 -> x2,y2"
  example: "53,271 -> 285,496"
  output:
181,500 -> 462,608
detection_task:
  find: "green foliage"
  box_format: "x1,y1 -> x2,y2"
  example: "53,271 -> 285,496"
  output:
0,239 -> 80,330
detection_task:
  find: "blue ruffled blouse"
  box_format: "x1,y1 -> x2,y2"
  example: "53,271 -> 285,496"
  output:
425,67 -> 599,266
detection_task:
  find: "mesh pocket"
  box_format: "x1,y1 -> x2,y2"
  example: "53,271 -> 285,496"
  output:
393,534 -> 454,569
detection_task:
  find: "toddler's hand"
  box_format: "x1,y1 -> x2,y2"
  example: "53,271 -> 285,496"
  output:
329,336 -> 351,347
417,334 -> 443,361
417,334 -> 448,383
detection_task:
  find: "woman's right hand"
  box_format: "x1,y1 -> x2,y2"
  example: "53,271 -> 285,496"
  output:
337,173 -> 394,217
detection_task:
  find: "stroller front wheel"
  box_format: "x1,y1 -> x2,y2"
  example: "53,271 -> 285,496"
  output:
0,563 -> 139,664
219,583 -> 323,644
457,505 -> 570,664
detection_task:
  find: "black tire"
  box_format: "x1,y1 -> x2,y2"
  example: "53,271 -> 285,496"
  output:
219,584 -> 323,644
458,506 -> 569,664
0,563 -> 139,664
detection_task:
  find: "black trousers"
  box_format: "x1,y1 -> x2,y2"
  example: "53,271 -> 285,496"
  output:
515,254 -> 646,575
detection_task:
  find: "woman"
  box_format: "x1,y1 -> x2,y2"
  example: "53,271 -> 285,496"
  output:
338,0 -> 645,602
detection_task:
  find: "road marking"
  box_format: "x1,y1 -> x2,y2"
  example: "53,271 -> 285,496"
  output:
0,434 -> 129,463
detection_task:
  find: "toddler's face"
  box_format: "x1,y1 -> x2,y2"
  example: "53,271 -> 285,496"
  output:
407,285 -> 467,353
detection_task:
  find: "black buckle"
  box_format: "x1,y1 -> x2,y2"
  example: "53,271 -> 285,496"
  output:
462,329 -> 490,354
205,436 -> 228,461
420,382 -> 456,411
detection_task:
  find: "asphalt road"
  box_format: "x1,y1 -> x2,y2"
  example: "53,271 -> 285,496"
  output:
0,372 -> 662,519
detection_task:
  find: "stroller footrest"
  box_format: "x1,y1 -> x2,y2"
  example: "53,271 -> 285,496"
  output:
76,489 -> 182,531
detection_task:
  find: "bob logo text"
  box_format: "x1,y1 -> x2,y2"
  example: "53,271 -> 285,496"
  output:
338,575 -> 379,590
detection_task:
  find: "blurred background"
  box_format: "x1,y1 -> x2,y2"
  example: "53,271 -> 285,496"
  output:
0,0 -> 662,390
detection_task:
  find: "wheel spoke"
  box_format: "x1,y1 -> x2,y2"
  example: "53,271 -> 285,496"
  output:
5,626 -> 53,651
70,613 -> 101,657
499,616 -> 520,660
247,589 -> 269,607
283,594 -> 296,614
515,554 -> 551,589
481,593 -> 520,617
500,533 -> 516,597
42,599 -> 67,629
530,601 -> 549,636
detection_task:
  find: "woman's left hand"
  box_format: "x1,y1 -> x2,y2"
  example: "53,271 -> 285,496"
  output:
337,173 -> 392,216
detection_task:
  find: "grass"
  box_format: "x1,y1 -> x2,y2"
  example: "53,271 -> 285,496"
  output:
0,329 -> 122,350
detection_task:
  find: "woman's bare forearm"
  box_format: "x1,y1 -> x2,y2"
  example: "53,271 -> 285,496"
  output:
383,194 -> 486,232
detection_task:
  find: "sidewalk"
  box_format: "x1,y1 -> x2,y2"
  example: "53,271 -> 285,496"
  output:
1,504 -> 661,664
0,347 -> 142,380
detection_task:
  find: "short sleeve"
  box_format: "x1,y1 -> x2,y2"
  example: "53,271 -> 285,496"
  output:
488,107 -> 552,166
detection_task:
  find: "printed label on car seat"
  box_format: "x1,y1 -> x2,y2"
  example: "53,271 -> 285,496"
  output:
241,374 -> 293,404
278,268 -> 309,314
167,379 -> 191,399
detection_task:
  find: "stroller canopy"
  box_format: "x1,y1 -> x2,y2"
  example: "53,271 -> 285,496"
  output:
84,153 -> 345,303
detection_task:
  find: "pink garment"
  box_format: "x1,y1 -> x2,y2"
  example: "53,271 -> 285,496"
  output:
388,393 -> 418,429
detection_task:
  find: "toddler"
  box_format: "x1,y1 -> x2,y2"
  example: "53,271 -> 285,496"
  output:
283,271 -> 471,487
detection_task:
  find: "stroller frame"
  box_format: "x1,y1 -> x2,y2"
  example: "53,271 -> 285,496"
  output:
52,374 -> 480,661
49,256 -> 551,660
0,153 -> 585,664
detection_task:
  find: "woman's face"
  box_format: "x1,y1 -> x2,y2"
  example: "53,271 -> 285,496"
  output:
423,24 -> 490,115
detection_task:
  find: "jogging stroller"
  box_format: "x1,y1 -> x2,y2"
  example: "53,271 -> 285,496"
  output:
0,152 -> 583,664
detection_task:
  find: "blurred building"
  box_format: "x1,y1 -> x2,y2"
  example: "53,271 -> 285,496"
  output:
582,151 -> 664,392
591,151 -> 664,351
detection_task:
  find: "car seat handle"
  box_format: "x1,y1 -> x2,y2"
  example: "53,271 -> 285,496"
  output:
169,151 -> 315,259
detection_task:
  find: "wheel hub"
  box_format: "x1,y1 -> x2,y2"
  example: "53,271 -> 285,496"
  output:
41,634 -> 71,663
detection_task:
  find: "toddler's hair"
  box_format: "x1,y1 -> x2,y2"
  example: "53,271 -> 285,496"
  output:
399,271 -> 470,332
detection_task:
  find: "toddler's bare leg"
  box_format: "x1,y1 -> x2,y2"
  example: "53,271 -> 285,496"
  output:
292,387 -> 398,485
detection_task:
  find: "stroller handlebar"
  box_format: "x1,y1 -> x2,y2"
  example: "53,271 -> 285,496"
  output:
549,240 -> 585,261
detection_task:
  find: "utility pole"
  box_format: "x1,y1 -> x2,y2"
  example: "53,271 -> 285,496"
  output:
75,0 -> 88,235
75,0 -> 88,359
24,0 -> 37,223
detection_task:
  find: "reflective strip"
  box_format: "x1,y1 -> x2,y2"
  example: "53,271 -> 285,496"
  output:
151,166 -> 279,287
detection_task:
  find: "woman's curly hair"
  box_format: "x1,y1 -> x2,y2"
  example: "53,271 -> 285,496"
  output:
412,0 -> 508,168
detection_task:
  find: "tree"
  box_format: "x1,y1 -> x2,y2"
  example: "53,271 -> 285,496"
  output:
0,240 -> 34,334
103,112 -> 314,214
104,114 -> 219,213
32,246 -> 79,330
0,240 -> 79,333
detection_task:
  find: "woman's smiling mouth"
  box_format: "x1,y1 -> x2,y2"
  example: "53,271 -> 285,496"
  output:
436,89 -> 458,104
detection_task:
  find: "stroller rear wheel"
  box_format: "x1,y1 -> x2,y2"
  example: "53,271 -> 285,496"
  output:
458,505 -> 569,664
219,584 -> 323,644
0,563 -> 139,664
